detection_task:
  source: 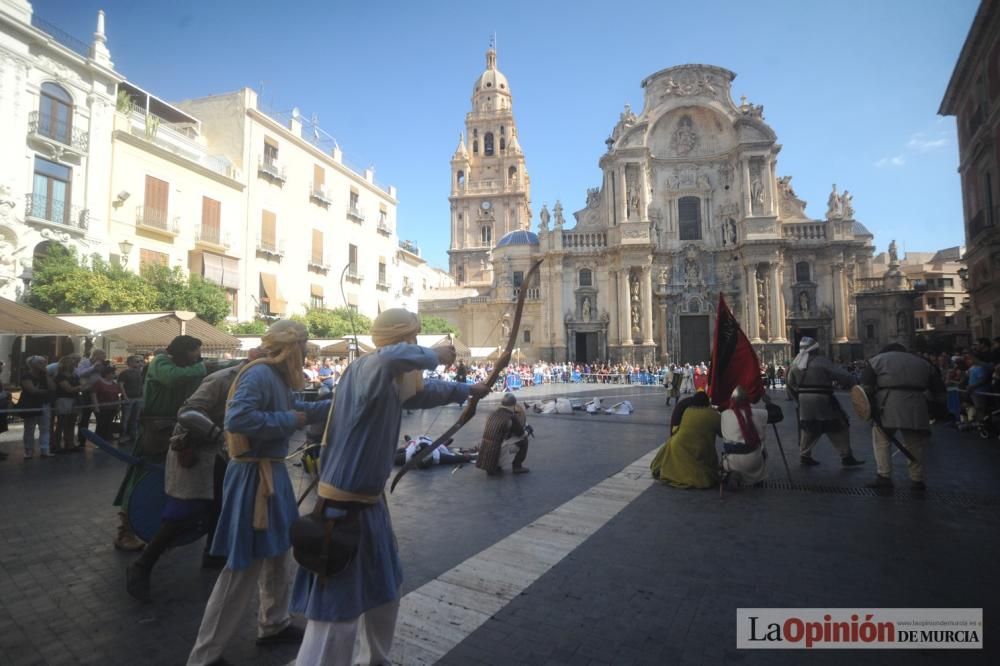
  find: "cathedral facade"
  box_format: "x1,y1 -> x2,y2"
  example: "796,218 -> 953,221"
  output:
422,57 -> 877,364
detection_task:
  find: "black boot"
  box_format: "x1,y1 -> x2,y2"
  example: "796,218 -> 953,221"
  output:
799,455 -> 820,466
125,561 -> 151,602
841,455 -> 865,467
126,521 -> 184,600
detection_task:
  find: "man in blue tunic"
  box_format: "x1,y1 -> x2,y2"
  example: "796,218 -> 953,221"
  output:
187,320 -> 330,666
291,308 -> 490,665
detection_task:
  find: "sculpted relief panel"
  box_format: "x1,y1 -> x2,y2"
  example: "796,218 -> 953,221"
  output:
649,107 -> 736,160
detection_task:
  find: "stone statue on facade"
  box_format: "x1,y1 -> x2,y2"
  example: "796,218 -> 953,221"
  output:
719,161 -> 734,189
619,103 -> 637,126
684,256 -> 700,285
627,187 -> 640,217
586,188 -> 600,209
778,175 -> 796,199
799,290 -> 810,314
670,115 -> 698,155
553,201 -> 565,229
826,184 -> 843,219
841,190 -> 854,219
896,311 -> 907,335
756,271 -> 768,339
539,204 -> 550,231
582,297 -> 592,322
888,239 -> 899,266
750,178 -> 765,214
658,266 -> 670,285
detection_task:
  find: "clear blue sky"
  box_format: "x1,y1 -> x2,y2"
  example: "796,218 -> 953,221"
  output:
35,0 -> 978,269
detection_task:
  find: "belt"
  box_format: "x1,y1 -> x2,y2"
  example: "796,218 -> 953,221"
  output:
232,456 -> 285,530
317,482 -> 380,505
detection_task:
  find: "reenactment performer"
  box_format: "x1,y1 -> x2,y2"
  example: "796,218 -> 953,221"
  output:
720,387 -> 783,486
125,349 -> 263,601
290,308 -> 489,666
859,343 -> 946,490
786,336 -> 865,467
113,336 -> 207,551
477,392 -> 532,475
187,322 -> 330,665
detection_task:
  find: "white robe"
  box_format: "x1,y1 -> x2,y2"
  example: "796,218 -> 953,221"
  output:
720,407 -> 768,485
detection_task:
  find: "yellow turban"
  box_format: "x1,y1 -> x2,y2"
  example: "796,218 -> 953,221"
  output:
371,308 -> 421,348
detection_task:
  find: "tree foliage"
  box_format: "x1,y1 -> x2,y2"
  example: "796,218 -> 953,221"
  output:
420,314 -> 458,335
27,245 -> 230,325
298,307 -> 372,338
225,320 -> 267,335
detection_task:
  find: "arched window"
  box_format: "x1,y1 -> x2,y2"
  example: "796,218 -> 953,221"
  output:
472,140 -> 478,154
508,166 -> 517,184
579,268 -> 592,287
795,261 -> 811,283
484,133 -> 494,156
39,82 -> 73,145
500,126 -> 505,135
481,225 -> 492,246
500,138 -> 506,151
678,196 -> 701,241
456,171 -> 465,187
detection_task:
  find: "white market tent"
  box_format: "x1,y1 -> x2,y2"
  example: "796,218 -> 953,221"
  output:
57,311 -> 240,354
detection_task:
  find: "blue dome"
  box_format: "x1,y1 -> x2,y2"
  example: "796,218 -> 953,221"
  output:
852,221 -> 873,237
495,230 -> 539,247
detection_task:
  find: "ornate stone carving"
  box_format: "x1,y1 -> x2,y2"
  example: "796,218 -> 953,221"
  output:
719,160 -> 734,189
777,175 -> 796,199
756,266 -> 768,339
827,184 -> 843,219
888,239 -> 898,266
582,296 -> 592,321
586,188 -> 600,208
658,72 -> 719,99
553,201 -> 565,228
739,95 -> 765,119
842,190 -> 854,219
630,271 -> 641,336
670,115 -> 699,156
683,247 -> 701,286
721,218 -> 738,246
539,204 -> 550,231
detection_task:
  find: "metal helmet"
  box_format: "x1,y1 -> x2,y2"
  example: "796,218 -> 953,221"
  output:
730,386 -> 749,405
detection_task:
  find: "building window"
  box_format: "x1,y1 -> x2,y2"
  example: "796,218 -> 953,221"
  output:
945,316 -> 955,325
263,139 -> 278,167
348,244 -> 358,275
311,229 -> 324,265
678,196 -> 701,241
143,175 -> 170,229
984,171 -> 995,226
473,140 -> 478,154
926,298 -> 937,309
500,137 -> 506,151
523,329 -> 531,344
942,278 -> 954,288
927,316 -> 937,326
310,294 -> 324,309
38,82 -> 73,145
484,132 -> 494,156
260,210 -> 277,252
378,261 -> 387,285
139,248 -> 168,270
481,225 -> 492,246
349,190 -> 360,212
226,288 -> 238,317
201,197 -> 221,245
513,271 -> 524,289
866,323 -> 876,340
795,261 -> 811,283
579,268 -> 592,287
500,126 -> 505,136
457,170 -> 464,187
508,166 -> 517,184
943,297 -> 956,307
31,156 -> 71,224
457,265 -> 465,283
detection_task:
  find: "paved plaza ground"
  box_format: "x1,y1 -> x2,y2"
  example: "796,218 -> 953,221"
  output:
0,382 -> 997,665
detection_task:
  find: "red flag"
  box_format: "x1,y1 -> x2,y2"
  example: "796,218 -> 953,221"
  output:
707,293 -> 763,409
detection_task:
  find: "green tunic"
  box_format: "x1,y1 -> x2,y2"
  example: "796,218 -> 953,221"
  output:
650,406 -> 721,489
113,355 -> 207,508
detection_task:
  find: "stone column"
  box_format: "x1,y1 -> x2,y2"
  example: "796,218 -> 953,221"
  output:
617,166 -> 628,225
833,261 -> 848,342
619,268 -> 633,347
746,263 -> 762,343
769,261 -> 787,342
552,261 -> 564,351
639,163 -> 650,222
768,158 -> 778,216
641,265 -> 655,345
659,301 -> 668,359
742,157 -> 753,216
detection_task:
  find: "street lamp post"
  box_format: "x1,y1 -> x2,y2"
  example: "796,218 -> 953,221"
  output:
118,240 -> 134,269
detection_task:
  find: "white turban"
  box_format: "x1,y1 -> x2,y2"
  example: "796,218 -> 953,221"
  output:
793,336 -> 820,370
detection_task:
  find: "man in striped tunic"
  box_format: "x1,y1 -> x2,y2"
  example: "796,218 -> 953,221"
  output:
476,393 -> 530,475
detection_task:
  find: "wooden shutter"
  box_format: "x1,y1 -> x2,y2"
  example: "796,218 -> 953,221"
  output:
312,229 -> 324,264
144,175 -> 169,226
261,210 -> 276,247
201,197 -> 221,243
313,165 -> 325,189
140,248 -> 167,269
311,284 -> 324,297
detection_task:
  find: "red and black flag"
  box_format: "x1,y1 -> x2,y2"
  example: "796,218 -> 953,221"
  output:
707,293 -> 763,409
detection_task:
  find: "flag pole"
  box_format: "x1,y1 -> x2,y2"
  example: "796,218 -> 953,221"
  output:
770,422 -> 793,483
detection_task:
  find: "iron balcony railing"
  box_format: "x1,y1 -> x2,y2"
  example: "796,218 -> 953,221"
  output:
257,157 -> 287,183
376,277 -> 390,290
28,111 -> 89,153
195,226 -> 230,248
308,257 -> 331,272
398,239 -> 420,255
346,266 -> 363,282
310,186 -> 334,206
377,219 -> 392,235
255,235 -> 285,258
347,205 -> 366,223
24,193 -> 89,231
136,206 -> 179,234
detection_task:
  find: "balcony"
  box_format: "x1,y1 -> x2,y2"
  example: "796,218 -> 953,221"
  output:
376,278 -> 391,290
345,266 -> 363,283
562,231 -> 607,249
782,222 -> 828,241
28,111 -> 89,156
398,239 -> 420,255
377,219 -> 392,235
24,193 -> 88,233
309,186 -> 333,207
308,258 -> 330,274
347,205 -> 366,223
255,236 -> 285,260
195,226 -> 231,249
257,157 -> 286,184
512,286 -> 541,300
135,206 -> 179,236
402,280 -> 414,295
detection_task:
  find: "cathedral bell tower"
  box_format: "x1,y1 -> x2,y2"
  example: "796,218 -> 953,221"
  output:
448,46 -> 531,286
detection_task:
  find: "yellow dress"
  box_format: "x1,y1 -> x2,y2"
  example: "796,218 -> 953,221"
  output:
650,406 -> 721,489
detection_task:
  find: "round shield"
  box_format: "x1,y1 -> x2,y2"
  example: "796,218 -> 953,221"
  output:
850,385 -> 872,421
126,468 -> 207,546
